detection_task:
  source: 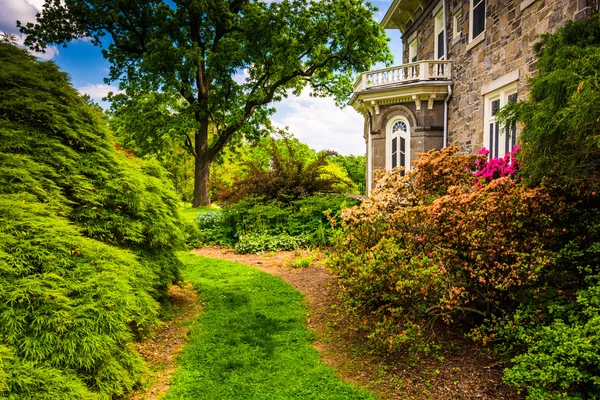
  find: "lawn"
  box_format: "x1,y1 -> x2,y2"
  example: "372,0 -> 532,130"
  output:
166,253 -> 374,400
179,205 -> 218,223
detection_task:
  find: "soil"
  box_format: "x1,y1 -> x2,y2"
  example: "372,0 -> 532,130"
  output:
128,283 -> 201,400
191,246 -> 523,400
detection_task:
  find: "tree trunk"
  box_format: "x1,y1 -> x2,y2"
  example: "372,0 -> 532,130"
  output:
192,155 -> 211,207
192,119 -> 211,207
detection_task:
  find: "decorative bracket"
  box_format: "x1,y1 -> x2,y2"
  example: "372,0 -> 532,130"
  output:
428,95 -> 436,110
412,95 -> 421,111
371,100 -> 380,115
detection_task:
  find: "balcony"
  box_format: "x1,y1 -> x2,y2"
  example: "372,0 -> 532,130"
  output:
349,60 -> 452,112
354,60 -> 452,93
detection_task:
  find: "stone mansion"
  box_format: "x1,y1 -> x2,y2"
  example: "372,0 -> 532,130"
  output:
349,0 -> 599,193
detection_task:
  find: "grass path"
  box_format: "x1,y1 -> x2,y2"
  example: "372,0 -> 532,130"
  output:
165,253 -> 374,400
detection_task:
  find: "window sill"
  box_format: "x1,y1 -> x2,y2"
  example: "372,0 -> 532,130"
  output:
520,0 -> 537,12
466,32 -> 485,52
452,34 -> 462,47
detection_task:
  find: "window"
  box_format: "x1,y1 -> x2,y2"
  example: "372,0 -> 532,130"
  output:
387,118 -> 410,174
470,0 -> 486,41
408,39 -> 417,63
434,9 -> 445,59
453,10 -> 462,39
483,84 -> 518,158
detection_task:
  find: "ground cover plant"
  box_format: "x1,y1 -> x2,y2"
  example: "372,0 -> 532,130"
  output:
167,253 -> 375,399
0,43 -> 184,398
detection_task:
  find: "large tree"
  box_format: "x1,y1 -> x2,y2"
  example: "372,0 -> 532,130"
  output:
19,0 -> 390,206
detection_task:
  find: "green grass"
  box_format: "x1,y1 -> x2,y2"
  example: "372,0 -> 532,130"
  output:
166,253 -> 374,400
179,205 -> 217,223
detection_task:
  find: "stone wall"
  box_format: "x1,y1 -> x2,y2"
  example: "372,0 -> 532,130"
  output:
446,0 -> 598,152
402,2 -> 438,63
397,0 -> 597,153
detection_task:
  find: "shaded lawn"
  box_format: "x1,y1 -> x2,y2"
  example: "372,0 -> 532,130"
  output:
179,205 -> 216,223
166,253 -> 374,400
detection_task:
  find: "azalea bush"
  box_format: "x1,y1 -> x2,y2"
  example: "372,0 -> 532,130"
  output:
328,147 -> 565,353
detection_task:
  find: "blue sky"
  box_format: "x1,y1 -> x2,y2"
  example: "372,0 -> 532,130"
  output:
1,0 -> 402,155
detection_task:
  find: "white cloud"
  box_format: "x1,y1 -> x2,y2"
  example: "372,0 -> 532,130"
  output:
0,0 -> 44,32
1,0 -> 60,60
271,89 -> 365,156
77,83 -> 122,100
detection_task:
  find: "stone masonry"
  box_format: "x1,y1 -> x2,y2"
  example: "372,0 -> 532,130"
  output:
443,0 -> 596,152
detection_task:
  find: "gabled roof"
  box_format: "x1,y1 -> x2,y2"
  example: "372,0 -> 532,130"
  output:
381,0 -> 428,33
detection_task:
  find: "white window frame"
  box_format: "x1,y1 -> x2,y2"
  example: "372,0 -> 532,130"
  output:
408,38 -> 418,63
434,9 -> 445,60
386,117 -> 411,172
469,0 -> 486,42
453,10 -> 462,39
483,82 -> 518,159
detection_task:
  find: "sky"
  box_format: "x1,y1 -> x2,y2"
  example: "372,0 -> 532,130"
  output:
1,0 -> 403,156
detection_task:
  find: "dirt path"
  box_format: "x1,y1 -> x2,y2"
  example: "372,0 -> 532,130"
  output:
128,283 -> 201,400
191,246 -> 522,400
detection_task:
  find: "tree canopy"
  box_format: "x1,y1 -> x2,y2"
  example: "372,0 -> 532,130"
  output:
19,0 -> 391,205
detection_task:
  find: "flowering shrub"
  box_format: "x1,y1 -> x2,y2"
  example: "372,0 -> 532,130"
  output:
328,147 -> 566,353
474,145 -> 521,182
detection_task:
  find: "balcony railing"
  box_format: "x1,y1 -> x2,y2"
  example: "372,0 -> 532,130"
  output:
354,60 -> 452,92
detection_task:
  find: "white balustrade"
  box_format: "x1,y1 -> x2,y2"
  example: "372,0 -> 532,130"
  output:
354,60 -> 451,92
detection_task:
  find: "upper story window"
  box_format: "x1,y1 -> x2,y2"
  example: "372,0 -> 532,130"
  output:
408,38 -> 417,63
453,10 -> 462,39
470,0 -> 486,41
483,83 -> 518,158
434,9 -> 445,59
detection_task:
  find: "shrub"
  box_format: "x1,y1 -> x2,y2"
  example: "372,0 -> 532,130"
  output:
196,195 -> 355,248
0,43 -> 184,398
498,16 -> 600,197
328,147 -> 566,352
234,233 -> 308,254
216,133 -> 355,203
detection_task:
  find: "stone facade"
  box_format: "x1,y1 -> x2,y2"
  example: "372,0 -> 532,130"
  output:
352,0 -> 598,192
444,0 -> 598,152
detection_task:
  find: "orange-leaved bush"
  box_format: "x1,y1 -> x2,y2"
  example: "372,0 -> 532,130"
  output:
327,147 -> 567,352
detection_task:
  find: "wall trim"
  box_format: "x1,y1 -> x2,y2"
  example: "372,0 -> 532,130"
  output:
481,69 -> 520,95
407,30 -> 417,44
520,0 -> 537,12
465,31 -> 485,52
432,1 -> 443,16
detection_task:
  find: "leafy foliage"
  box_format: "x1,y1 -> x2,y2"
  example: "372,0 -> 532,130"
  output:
234,233 -> 308,254
195,195 -> 355,252
328,147 -> 566,351
329,154 -> 367,195
0,43 -> 184,398
216,134 -> 356,203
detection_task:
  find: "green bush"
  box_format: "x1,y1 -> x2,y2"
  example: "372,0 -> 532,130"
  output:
499,273 -> 600,399
195,195 -> 356,249
499,16 -> 600,197
234,232 -> 308,254
0,43 -> 184,398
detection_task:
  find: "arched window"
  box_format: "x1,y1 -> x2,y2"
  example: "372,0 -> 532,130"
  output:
387,118 -> 410,173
